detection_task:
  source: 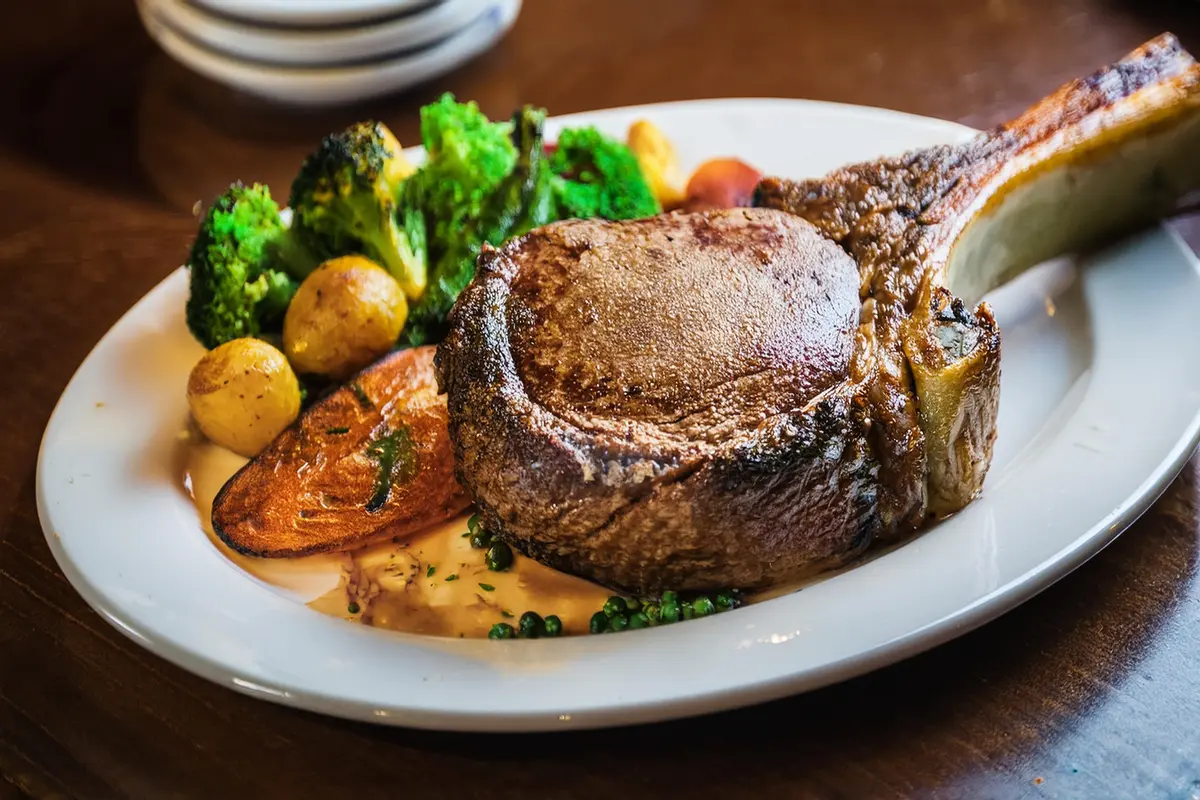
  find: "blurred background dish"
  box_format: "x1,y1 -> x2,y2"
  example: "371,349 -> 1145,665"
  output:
187,0 -> 441,28
138,0 -> 505,68
135,0 -> 520,106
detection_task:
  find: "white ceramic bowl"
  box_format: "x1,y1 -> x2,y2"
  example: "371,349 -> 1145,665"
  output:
140,0 -> 503,68
137,0 -> 521,106
188,0 -> 440,28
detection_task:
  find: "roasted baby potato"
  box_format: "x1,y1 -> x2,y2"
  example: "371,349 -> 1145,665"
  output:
627,119 -> 686,208
283,255 -> 408,380
187,338 -> 301,458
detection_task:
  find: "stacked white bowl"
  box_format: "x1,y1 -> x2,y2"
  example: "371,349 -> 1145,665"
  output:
136,0 -> 522,106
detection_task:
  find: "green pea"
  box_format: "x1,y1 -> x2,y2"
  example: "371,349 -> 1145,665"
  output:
518,611 -> 544,639
589,611 -> 609,634
681,601 -> 695,620
603,596 -> 627,617
543,615 -> 563,637
609,614 -> 629,633
624,597 -> 641,612
488,623 -> 515,640
692,596 -> 716,617
485,541 -> 514,571
660,600 -> 681,624
661,590 -> 679,606
469,527 -> 493,549
643,603 -> 661,624
715,592 -> 736,611
628,612 -> 650,629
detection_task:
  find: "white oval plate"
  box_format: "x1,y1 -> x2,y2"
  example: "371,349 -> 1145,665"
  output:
37,99 -> 1200,732
189,0 -> 440,28
137,0 -> 520,106
140,0 -> 502,68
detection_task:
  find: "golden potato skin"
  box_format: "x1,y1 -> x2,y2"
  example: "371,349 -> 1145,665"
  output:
283,255 -> 408,380
187,338 -> 301,458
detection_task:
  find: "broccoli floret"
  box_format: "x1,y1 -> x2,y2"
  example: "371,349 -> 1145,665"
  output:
185,182 -> 300,350
287,121 -> 427,298
402,106 -> 548,347
550,126 -> 661,221
416,93 -> 519,250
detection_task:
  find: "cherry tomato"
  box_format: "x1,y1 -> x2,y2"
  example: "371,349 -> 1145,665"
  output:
682,158 -> 763,211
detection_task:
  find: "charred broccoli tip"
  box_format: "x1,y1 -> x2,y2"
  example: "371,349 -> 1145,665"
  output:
287,121 -> 427,299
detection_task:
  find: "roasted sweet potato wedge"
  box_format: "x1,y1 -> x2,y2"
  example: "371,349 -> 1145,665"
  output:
212,346 -> 470,558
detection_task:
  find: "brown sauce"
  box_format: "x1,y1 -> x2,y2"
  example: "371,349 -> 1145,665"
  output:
184,435 -> 612,638
182,433 -> 815,638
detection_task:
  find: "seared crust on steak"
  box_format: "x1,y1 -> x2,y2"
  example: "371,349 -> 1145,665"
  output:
435,209 -> 879,593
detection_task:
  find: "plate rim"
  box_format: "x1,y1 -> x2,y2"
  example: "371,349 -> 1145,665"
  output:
139,0 -> 505,68
187,0 -> 445,28
138,0 -> 521,105
35,97 -> 1200,732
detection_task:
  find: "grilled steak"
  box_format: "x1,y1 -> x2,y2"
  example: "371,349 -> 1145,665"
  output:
436,34 -> 1200,595
436,209 -> 880,592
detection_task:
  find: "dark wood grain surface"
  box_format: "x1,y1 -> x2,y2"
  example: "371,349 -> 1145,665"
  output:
3,1 -> 1200,798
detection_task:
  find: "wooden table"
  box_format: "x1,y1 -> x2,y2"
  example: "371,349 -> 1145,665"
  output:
3,1 -> 1200,797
